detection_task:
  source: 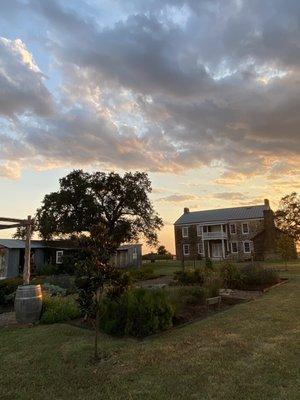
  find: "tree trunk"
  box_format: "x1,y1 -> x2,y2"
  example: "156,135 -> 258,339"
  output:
94,287 -> 101,360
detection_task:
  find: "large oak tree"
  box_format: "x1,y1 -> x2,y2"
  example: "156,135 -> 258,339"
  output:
35,170 -> 163,250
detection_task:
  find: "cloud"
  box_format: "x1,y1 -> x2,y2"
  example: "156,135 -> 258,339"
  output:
158,194 -> 199,202
0,37 -> 54,118
0,0 -> 299,181
0,161 -> 21,179
213,192 -> 247,201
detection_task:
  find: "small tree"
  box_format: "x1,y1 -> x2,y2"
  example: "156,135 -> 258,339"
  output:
157,245 -> 168,255
276,235 -> 296,270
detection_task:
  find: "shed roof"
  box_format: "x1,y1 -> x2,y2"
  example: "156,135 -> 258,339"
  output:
174,204 -> 268,225
0,239 -> 46,249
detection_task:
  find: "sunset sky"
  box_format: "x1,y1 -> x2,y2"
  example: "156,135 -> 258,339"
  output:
0,0 -> 299,253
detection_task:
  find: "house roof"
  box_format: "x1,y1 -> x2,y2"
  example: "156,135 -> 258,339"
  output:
174,204 -> 268,225
0,239 -> 46,249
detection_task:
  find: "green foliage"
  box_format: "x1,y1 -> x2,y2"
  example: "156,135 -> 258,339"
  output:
128,267 -> 159,281
166,286 -> 208,317
205,257 -> 213,269
276,235 -> 296,266
40,295 -> 81,324
37,263 -> 59,276
275,192 -> 300,241
35,169 -> 163,246
101,288 -> 174,337
241,264 -> 280,288
174,268 -> 205,286
220,262 -> 242,289
42,283 -> 67,296
44,275 -> 76,294
0,277 -> 22,304
75,258 -> 130,319
220,261 -> 280,289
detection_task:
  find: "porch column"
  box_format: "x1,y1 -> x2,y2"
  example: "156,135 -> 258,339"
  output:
221,224 -> 225,259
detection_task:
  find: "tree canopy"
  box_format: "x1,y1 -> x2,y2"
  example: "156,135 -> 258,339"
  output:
275,192 -> 300,241
35,170 -> 163,248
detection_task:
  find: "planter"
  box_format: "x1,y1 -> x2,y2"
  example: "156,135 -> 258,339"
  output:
14,285 -> 43,324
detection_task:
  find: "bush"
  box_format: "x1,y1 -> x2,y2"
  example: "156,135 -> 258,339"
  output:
205,257 -> 213,269
128,267 -> 159,281
174,269 -> 205,286
101,288 -> 173,337
0,277 -> 22,304
220,262 -> 243,289
44,275 -> 76,294
166,286 -> 208,317
220,261 -> 280,289
241,264 -> 280,288
40,295 -> 81,324
42,283 -> 67,296
36,263 -> 59,276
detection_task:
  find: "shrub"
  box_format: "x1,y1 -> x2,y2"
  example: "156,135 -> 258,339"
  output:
174,269 -> 205,286
166,286 -> 208,317
128,267 -> 159,281
241,264 -> 280,288
0,277 -> 22,304
205,257 -> 213,269
44,275 -> 76,294
101,288 -> 173,337
220,262 -> 243,289
36,263 -> 59,276
40,295 -> 81,324
42,283 -> 67,296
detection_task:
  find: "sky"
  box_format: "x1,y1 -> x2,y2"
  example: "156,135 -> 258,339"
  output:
0,0 -> 299,253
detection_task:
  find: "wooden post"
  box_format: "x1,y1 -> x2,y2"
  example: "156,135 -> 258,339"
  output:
23,215 -> 32,285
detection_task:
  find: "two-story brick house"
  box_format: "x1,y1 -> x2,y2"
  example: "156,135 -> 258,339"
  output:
174,199 -> 296,261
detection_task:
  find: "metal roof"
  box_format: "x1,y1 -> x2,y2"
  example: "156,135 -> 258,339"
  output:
174,205 -> 267,225
0,239 -> 46,249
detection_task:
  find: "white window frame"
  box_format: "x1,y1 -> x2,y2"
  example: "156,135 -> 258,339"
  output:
243,241 -> 251,254
183,244 -> 190,256
231,242 -> 238,254
197,242 -> 204,255
56,250 -> 64,264
197,225 -> 202,237
242,222 -> 249,234
182,226 -> 189,238
229,223 -> 236,235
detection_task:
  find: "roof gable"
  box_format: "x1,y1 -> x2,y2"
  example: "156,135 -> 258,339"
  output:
174,204 -> 267,225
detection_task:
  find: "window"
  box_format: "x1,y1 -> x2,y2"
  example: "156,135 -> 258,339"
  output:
203,225 -> 209,233
197,225 -> 203,236
243,241 -> 251,254
231,242 -> 238,254
229,224 -> 236,234
242,222 -> 249,234
183,244 -> 190,256
56,250 -> 64,264
182,227 -> 189,238
197,242 -> 204,254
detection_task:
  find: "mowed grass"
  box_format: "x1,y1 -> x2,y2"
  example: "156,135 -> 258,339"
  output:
0,262 -> 299,400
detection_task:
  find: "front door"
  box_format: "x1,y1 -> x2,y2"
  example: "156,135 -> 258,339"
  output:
211,243 -> 223,259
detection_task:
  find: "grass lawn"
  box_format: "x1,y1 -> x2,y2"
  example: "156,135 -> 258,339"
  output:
0,262 -> 299,400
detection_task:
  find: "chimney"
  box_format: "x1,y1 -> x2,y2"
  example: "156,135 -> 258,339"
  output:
264,199 -> 270,209
184,207 -> 190,214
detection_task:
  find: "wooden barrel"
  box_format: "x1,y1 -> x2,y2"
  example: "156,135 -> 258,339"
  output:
14,285 -> 43,324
